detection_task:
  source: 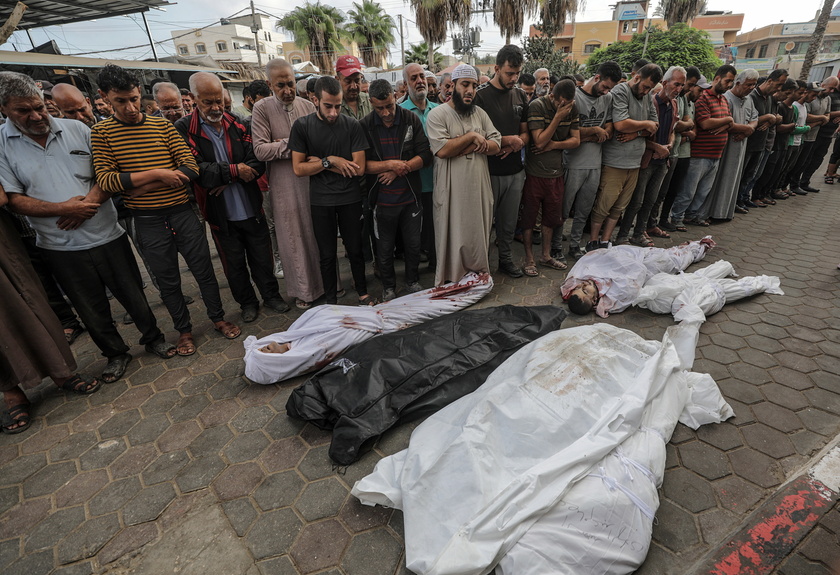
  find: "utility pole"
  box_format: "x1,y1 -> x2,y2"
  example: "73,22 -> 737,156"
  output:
250,0 -> 262,67
140,10 -> 159,62
399,14 -> 405,68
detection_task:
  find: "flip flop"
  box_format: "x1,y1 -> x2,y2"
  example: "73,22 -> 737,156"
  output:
1,403 -> 32,434
101,354 -> 132,384
358,294 -> 378,306
145,339 -> 177,359
214,321 -> 241,340
58,373 -> 102,394
176,333 -> 196,356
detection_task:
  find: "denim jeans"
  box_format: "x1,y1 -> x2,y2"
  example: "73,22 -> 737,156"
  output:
670,157 -> 720,223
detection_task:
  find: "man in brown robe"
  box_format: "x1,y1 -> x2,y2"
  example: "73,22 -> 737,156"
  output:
251,59 -> 324,309
0,185 -> 100,434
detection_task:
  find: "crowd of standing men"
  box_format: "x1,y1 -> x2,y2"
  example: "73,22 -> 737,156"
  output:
2,43 -> 838,433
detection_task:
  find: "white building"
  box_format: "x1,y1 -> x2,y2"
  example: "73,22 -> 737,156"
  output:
170,14 -> 284,64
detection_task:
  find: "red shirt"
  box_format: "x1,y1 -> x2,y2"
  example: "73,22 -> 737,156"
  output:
691,88 -> 732,160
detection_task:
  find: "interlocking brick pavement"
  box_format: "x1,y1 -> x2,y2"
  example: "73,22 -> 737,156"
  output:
2,174 -> 840,574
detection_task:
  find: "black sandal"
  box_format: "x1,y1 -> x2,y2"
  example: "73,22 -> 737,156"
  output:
101,353 -> 132,384
358,294 -> 378,306
1,403 -> 32,434
58,373 -> 101,394
145,339 -> 176,359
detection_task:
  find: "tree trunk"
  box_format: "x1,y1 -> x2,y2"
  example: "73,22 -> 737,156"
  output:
800,0 -> 834,81
428,42 -> 434,72
0,2 -> 27,46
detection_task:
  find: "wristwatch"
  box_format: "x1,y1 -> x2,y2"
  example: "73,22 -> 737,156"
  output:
321,157 -> 331,169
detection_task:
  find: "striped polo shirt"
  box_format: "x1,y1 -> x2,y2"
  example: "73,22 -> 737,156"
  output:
91,114 -> 199,210
691,88 -> 732,160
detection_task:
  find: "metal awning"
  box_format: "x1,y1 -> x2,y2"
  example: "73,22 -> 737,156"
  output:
0,50 -> 237,74
0,0 -> 173,30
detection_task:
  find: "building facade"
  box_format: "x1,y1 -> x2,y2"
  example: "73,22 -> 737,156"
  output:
735,19 -> 840,77
170,15 -> 284,64
531,1 -> 743,68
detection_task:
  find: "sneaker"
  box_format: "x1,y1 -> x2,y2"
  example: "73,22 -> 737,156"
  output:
599,241 -> 611,250
264,297 -> 290,313
273,259 -> 284,279
802,184 -> 820,193
498,260 -> 524,278
568,245 -> 585,259
405,281 -> 424,294
382,288 -> 397,302
659,221 -> 678,232
585,240 -> 601,253
734,205 -> 749,214
744,200 -> 759,208
792,187 -> 808,196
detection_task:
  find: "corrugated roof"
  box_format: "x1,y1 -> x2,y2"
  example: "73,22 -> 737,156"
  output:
0,50 -> 238,75
1,0 -> 173,30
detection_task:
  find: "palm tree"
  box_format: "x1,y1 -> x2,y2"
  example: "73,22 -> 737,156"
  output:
277,3 -> 347,75
538,0 -> 582,38
801,0 -> 835,80
405,42 -> 444,71
492,0 -> 540,45
410,0 -> 471,70
346,0 -> 396,68
658,0 -> 707,29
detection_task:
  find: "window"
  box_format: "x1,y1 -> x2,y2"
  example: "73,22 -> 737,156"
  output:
758,44 -> 768,58
276,46 -> 283,55
259,43 -> 266,53
216,41 -> 228,52
622,20 -> 638,34
292,57 -> 302,64
778,41 -> 811,56
745,47 -> 755,58
584,44 -> 601,54
195,43 -> 206,54
177,44 -> 189,56
263,31 -> 272,41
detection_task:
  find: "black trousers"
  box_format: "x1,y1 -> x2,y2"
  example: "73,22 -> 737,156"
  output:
421,191 -> 436,266
787,139 -> 814,188
754,149 -> 785,199
800,135 -> 832,186
210,217 -> 281,310
656,157 -> 689,225
42,234 -> 162,358
311,201 -> 367,304
374,202 -> 422,290
738,150 -> 764,204
21,236 -> 80,331
133,205 -> 225,334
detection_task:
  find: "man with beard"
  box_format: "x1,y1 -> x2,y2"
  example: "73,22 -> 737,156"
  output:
427,64 -> 501,285
175,72 -> 289,323
534,68 -> 550,97
336,55 -> 372,120
361,79 -> 432,301
401,63 -> 439,267
518,73 -> 536,102
289,76 -> 374,305
669,64 -> 737,229
552,60 -> 621,260
473,45 -> 529,278
51,83 -> 97,127
93,94 -> 112,120
438,73 -> 453,103
700,69 -> 759,222
0,72 -> 177,384
425,71 -> 439,103
587,63 -> 661,250
91,64 -> 240,357
252,59 -> 323,310
787,76 -> 838,194
735,69 -> 787,212
153,82 -> 185,123
751,79 -> 798,205
616,66 -> 686,247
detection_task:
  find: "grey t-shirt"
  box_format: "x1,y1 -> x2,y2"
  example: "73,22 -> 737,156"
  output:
804,95 -> 830,142
563,86 -> 613,170
601,81 -> 658,170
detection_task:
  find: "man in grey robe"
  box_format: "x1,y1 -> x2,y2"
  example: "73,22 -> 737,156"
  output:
426,64 -> 502,286
252,59 -> 324,309
700,69 -> 758,221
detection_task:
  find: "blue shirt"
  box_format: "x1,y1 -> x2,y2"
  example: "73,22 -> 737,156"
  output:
0,116 -> 123,251
200,118 -> 254,221
400,97 -> 437,193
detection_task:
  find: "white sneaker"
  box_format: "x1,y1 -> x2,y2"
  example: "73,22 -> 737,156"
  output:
273,259 -> 284,279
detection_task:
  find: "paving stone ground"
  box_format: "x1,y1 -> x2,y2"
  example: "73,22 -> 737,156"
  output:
2,173 -> 840,574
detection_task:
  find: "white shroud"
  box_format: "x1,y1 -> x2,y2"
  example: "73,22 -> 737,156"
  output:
352,321 -> 733,575
243,273 -> 493,384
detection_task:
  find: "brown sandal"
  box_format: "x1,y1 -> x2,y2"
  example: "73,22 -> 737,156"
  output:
214,321 -> 241,340
176,333 -> 196,356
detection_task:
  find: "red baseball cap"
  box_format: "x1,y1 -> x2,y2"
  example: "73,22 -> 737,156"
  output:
336,55 -> 363,77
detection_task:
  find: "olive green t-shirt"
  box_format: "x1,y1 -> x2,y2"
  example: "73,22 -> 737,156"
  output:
524,95 -> 579,178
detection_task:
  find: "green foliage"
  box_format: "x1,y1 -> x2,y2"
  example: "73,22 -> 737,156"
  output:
404,42 -> 444,70
277,3 -> 347,75
586,23 -> 720,78
345,0 -> 396,68
521,35 -> 580,77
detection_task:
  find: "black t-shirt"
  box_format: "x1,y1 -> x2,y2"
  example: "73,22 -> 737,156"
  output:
746,88 -> 773,153
473,82 -> 529,176
288,113 -> 369,206
819,92 -> 840,137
